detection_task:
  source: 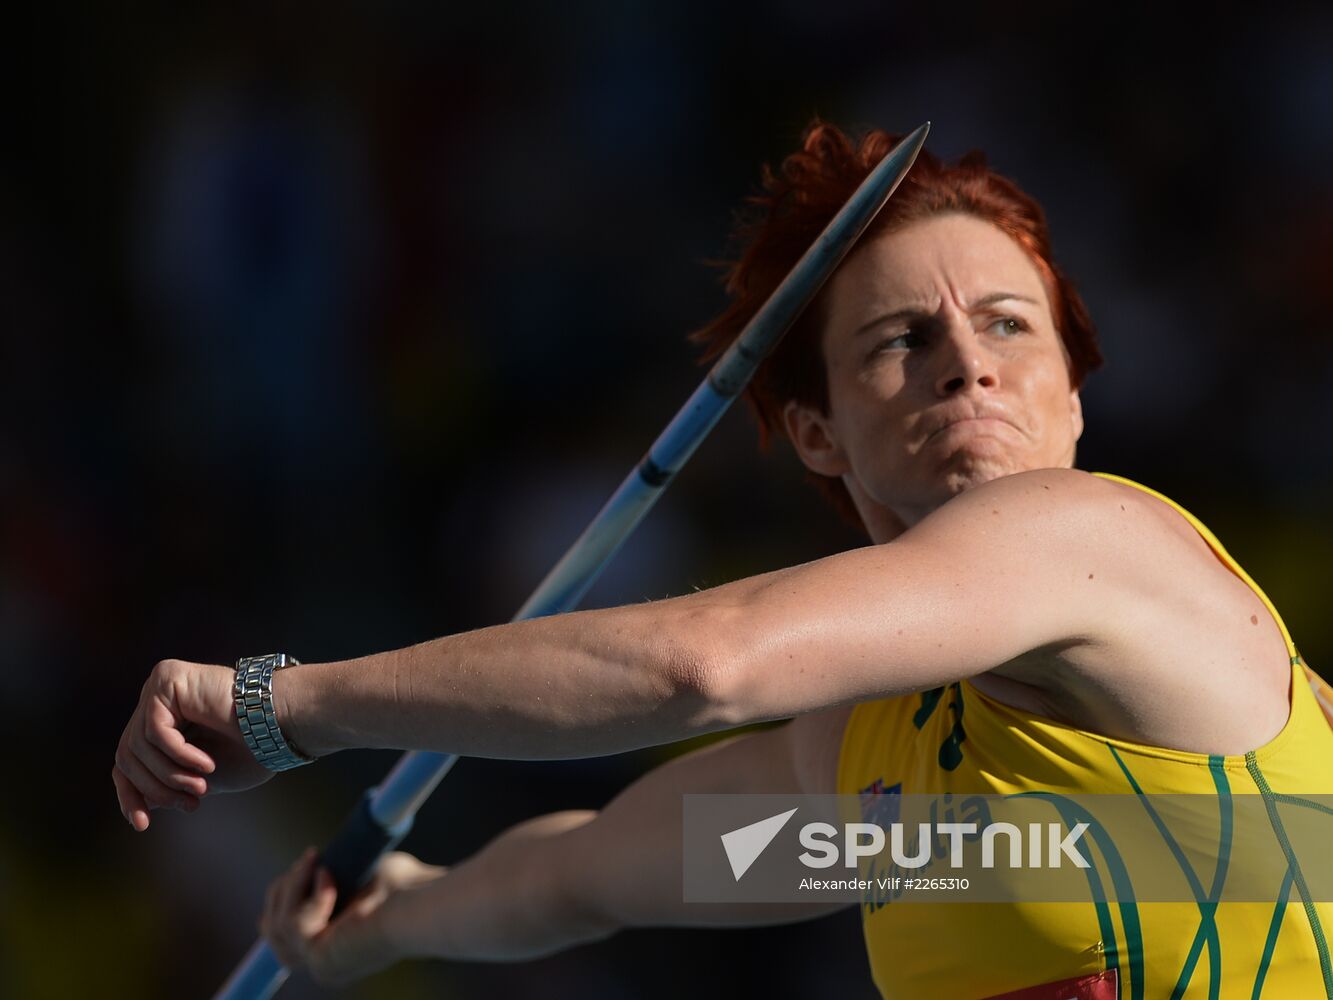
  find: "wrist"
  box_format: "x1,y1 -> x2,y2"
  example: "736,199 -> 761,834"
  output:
233,654 -> 316,771
271,664 -> 334,759
271,648 -> 421,758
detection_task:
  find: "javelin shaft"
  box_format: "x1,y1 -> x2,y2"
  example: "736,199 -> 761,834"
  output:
517,122 -> 930,619
212,122 -> 929,1000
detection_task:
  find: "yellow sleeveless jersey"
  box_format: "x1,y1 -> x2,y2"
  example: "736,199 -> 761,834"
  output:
837,472 -> 1333,999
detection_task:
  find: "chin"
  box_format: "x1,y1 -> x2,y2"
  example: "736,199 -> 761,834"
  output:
939,453 -> 1026,495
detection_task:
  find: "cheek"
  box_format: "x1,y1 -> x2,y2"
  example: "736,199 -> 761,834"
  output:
849,355 -> 912,405
1018,347 -> 1073,401
847,372 -> 911,431
830,359 -> 896,420
1029,366 -> 1078,436
843,390 -> 915,462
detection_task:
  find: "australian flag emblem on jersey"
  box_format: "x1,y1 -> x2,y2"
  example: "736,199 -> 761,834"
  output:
858,778 -> 902,828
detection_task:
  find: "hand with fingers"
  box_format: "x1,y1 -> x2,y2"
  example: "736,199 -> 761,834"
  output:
261,849 -> 448,988
111,658 -> 276,831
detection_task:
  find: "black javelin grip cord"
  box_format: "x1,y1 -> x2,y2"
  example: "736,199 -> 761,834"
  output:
211,121 -> 931,1000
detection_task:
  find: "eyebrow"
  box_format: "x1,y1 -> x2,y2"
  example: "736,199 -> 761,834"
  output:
851,291 -> 1041,337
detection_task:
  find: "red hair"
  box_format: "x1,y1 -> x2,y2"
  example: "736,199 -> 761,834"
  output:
691,120 -> 1104,528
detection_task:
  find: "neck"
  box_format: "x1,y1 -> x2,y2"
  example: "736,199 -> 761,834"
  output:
846,478 -> 913,544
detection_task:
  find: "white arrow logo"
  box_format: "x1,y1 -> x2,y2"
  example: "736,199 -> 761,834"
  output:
720,808 -> 799,881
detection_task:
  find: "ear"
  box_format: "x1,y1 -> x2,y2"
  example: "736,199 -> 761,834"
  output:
782,399 -> 851,478
1069,387 -> 1084,443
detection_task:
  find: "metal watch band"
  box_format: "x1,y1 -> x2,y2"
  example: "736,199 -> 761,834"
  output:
233,653 -> 314,772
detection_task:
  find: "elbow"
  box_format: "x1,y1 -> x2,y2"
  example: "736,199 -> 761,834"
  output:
662,603 -> 754,731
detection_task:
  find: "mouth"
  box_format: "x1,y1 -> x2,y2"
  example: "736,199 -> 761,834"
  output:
928,417 -> 1014,440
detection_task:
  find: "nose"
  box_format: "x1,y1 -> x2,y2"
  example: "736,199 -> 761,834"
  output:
933,322 -> 998,397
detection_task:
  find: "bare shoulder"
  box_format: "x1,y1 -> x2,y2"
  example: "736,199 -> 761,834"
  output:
906,468 -> 1209,592
901,468 -> 1185,625
950,470 -> 1294,754
947,468 -> 1251,645
698,467 -> 1286,751
911,467 -> 1163,542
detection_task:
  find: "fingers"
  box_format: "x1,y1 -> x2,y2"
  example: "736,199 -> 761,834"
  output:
277,848 -> 317,916
145,696 -> 217,775
262,848 -> 338,972
112,660 -> 224,831
259,849 -> 403,988
302,865 -> 339,936
113,739 -> 199,831
110,763 -> 151,832
136,713 -> 209,798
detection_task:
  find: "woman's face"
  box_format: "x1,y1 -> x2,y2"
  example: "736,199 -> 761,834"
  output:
784,212 -> 1084,536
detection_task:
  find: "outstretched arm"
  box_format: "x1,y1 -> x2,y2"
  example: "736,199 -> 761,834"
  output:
113,468 -> 1138,827
263,708 -> 852,986
279,467 -> 1129,759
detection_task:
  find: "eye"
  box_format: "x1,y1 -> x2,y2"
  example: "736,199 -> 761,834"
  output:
989,316 -> 1029,336
871,328 -> 925,355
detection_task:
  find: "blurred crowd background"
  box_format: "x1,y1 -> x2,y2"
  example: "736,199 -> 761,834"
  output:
3,3 -> 1331,998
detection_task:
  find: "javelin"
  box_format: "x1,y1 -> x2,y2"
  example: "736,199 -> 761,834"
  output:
212,121 -> 930,1000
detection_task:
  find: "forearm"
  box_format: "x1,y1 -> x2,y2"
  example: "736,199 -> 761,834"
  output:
275,591 -> 749,760
386,725 -> 843,963
387,810 -> 617,962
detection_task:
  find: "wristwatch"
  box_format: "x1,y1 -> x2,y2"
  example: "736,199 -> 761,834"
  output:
233,653 -> 315,771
